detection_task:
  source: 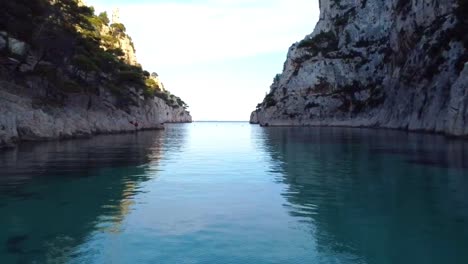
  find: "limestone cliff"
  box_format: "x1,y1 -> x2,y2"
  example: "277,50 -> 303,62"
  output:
0,0 -> 191,149
251,0 -> 468,136
99,21 -> 138,66
0,84 -> 191,148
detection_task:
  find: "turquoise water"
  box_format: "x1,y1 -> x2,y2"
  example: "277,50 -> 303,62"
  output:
1,122 -> 468,264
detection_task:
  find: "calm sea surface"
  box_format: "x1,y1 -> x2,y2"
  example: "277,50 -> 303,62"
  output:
1,122 -> 468,264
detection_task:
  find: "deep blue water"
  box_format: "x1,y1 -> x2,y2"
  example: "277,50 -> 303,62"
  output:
1,122 -> 468,264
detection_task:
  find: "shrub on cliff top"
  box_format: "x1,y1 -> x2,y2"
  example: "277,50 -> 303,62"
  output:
116,71 -> 145,85
145,78 -> 161,90
98,12 -> 110,25
110,23 -> 126,34
1,0 -> 187,109
297,31 -> 339,55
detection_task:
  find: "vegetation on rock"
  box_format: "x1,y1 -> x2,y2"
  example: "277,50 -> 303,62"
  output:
297,31 -> 339,56
0,0 -> 187,109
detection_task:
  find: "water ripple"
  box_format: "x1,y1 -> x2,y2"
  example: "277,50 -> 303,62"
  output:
0,124 -> 467,263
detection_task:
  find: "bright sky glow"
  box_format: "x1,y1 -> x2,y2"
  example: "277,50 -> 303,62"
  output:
88,0 -> 320,121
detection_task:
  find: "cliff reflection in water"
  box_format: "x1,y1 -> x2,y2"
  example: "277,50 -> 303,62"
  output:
0,130 -> 185,264
261,127 -> 468,264
1,123 -> 468,264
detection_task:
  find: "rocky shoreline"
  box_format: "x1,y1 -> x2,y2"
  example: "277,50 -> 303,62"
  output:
0,87 -> 191,149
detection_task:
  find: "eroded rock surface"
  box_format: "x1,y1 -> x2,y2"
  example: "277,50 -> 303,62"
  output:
251,0 -> 468,136
0,83 -> 191,148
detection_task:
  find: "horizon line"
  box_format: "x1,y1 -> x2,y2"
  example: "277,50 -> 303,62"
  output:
192,120 -> 249,122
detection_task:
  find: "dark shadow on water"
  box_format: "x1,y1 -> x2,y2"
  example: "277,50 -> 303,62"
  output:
260,127 -> 468,264
0,130 -> 184,195
0,188 -> 43,201
5,235 -> 28,254
0,128 -> 189,263
368,134 -> 468,169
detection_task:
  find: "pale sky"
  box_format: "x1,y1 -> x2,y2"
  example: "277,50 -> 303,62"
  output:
88,0 -> 320,121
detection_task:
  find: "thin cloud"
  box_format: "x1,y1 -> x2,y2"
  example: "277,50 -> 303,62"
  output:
93,0 -> 317,66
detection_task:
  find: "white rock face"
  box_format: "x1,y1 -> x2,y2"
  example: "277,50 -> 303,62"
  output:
0,32 -> 30,58
0,82 -> 191,148
446,63 -> 468,136
251,0 -> 468,136
117,34 -> 138,66
250,111 -> 259,124
99,24 -> 138,66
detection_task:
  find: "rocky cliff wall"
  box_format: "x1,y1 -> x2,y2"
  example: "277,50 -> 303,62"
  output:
0,82 -> 191,148
251,0 -> 468,136
0,0 -> 191,149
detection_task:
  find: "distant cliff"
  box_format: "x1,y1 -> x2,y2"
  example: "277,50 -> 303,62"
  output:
251,0 -> 468,136
0,0 -> 191,148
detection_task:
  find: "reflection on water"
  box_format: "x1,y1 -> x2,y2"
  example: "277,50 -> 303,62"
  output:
0,123 -> 467,264
263,127 -> 468,264
0,130 -> 181,263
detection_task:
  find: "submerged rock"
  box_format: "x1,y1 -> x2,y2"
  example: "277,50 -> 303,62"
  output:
251,0 -> 468,136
